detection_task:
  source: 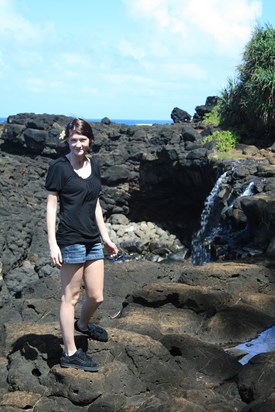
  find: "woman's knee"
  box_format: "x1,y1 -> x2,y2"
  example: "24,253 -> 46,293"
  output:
87,293 -> 104,306
61,291 -> 81,306
96,295 -> 104,305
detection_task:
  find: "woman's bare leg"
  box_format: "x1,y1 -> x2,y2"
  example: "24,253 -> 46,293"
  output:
78,259 -> 104,329
60,263 -> 84,355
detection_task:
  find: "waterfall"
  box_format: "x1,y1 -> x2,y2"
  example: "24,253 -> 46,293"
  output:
228,181 -> 255,209
240,181 -> 254,197
191,172 -> 228,266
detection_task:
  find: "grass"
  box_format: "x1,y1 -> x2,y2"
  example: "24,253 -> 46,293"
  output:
208,149 -> 249,160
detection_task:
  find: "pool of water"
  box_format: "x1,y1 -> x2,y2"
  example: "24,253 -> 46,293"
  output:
226,325 -> 275,365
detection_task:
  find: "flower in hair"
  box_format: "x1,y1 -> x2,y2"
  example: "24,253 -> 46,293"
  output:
59,130 -> 66,141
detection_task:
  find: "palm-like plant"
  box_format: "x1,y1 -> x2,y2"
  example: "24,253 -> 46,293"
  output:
219,24 -> 275,139
219,78 -> 243,126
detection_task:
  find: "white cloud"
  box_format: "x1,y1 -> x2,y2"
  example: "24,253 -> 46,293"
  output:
124,0 -> 183,31
13,51 -> 43,67
164,63 -> 206,80
117,0 -> 263,117
117,39 -> 146,62
183,0 -> 262,55
24,77 -> 45,93
25,76 -> 66,93
60,53 -> 91,67
123,0 -> 262,57
0,0 -> 55,46
0,0 -> 265,118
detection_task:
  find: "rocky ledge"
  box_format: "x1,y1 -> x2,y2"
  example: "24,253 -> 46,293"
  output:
1,258 -> 275,411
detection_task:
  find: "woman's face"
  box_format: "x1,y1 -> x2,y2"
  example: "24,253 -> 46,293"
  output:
68,133 -> 90,156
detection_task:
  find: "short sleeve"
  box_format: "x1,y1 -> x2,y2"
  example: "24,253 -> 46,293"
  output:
45,160 -> 65,193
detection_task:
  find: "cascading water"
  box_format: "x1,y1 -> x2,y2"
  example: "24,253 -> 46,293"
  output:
240,181 -> 254,197
191,175 -> 257,265
228,181 -> 255,209
191,172 -> 228,265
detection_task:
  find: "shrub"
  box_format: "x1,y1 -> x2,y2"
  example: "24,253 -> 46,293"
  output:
202,130 -> 239,152
202,105 -> 221,127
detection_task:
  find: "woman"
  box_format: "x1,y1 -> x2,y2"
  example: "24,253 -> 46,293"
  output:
45,118 -> 118,372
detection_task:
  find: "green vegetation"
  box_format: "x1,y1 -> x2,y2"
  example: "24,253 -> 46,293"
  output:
202,130 -> 239,152
208,151 -> 246,160
219,24 -> 275,138
202,104 -> 221,127
201,24 -> 275,148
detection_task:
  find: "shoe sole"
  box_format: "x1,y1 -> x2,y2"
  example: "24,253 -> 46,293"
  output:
60,362 -> 99,372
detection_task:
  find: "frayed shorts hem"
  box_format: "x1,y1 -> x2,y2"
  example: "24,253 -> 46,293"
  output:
60,242 -> 104,264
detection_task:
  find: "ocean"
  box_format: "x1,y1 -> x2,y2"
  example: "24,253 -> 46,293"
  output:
0,117 -> 172,126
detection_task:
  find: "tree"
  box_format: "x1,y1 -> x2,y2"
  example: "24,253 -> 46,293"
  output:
219,24 -> 275,141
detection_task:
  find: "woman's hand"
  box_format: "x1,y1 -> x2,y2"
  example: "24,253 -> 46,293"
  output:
50,243 -> 63,268
103,239 -> 119,258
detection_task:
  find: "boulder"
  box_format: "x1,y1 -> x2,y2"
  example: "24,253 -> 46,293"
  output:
171,107 -> 192,123
194,96 -> 219,119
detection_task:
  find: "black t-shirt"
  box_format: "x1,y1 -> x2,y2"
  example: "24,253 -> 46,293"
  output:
45,156 -> 102,247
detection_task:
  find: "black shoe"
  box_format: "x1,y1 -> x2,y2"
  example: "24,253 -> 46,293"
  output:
74,320 -> 108,342
60,348 -> 99,372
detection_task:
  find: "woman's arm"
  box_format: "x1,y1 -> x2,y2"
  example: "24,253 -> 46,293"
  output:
95,199 -> 118,257
46,192 -> 62,268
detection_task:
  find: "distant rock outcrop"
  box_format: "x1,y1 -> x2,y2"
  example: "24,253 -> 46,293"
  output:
171,106 -> 192,123
194,96 -> 219,121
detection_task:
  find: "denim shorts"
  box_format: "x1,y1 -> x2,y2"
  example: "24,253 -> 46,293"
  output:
60,243 -> 104,264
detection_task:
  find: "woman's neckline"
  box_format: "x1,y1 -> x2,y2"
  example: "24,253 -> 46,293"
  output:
65,154 -> 92,179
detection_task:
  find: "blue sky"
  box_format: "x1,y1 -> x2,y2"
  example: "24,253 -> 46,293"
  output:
0,0 -> 274,120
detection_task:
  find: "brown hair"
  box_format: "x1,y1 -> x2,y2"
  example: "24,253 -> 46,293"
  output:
65,118 -> 94,142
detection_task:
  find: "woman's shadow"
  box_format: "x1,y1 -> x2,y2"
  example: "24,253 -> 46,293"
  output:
9,333 -> 89,368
